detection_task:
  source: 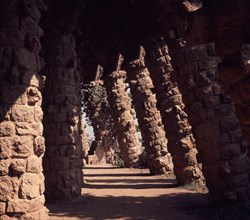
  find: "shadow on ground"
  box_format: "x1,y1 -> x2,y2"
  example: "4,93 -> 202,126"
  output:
47,165 -> 217,220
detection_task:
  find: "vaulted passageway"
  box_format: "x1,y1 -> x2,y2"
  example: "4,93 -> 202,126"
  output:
1,0 -> 250,219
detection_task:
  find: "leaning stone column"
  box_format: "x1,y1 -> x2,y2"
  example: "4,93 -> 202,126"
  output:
145,39 -> 203,184
175,43 -> 250,203
0,0 -> 48,219
125,48 -> 173,175
43,30 -> 83,200
104,71 -> 141,167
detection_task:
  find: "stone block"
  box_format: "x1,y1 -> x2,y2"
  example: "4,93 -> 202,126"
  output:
229,129 -> 243,143
10,159 -> 27,175
11,105 -> 34,123
51,156 -> 70,171
27,155 -> 42,173
24,206 -> 49,220
14,48 -> 38,71
238,78 -> 250,100
198,57 -> 219,70
23,0 -> 41,21
0,122 -> 15,137
53,112 -> 67,123
52,188 -> 71,200
20,16 -> 38,34
59,85 -> 76,94
12,136 -> 34,158
64,95 -> 78,106
231,173 -> 250,188
215,104 -> 234,117
194,71 -> 213,87
38,173 -> 45,195
55,136 -> 68,145
0,202 -> 6,215
220,114 -> 240,132
229,156 -> 249,175
33,136 -> 45,157
7,195 -> 45,213
20,173 -> 40,199
185,46 -> 208,62
0,176 -> 19,201
0,159 -> 10,176
194,87 -> 212,103
61,124 -> 73,135
34,106 -> 43,122
194,122 -> 218,139
27,87 -> 41,106
220,144 -> 242,160
16,122 -> 31,136
0,138 -> 13,159
0,29 -> 25,47
204,95 -> 220,108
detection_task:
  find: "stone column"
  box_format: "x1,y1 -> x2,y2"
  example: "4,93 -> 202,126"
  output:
125,48 -> 173,175
221,44 -> 250,155
175,43 -> 250,203
104,71 -> 141,167
43,30 -> 83,200
0,0 -> 48,219
145,39 -> 204,185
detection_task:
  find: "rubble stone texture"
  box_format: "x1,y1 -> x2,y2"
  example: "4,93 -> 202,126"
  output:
125,49 -> 173,175
42,30 -> 83,201
222,45 -> 250,155
145,39 -> 204,185
0,0 -> 49,219
104,71 -> 141,167
174,43 -> 250,203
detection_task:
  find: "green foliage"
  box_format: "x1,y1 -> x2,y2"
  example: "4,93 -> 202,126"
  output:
82,84 -> 110,128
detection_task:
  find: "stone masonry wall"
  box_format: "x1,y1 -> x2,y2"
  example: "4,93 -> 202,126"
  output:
174,43 -> 250,203
145,39 -> 204,185
223,44 -> 250,155
125,50 -> 173,175
0,0 -> 49,219
43,30 -> 83,201
104,71 -> 141,167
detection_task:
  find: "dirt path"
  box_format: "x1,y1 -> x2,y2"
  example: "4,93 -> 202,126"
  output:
47,165 -> 216,220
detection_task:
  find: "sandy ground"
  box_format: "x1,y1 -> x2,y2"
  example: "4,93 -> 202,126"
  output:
47,165 -> 216,220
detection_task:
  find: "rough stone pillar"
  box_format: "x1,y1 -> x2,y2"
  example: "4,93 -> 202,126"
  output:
221,44 -> 250,155
125,48 -> 173,175
145,39 -> 204,185
104,71 -> 141,167
43,30 -> 83,200
0,0 -> 49,219
175,43 -> 250,203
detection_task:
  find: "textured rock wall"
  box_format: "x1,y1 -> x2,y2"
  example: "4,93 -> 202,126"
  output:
0,0 -> 48,219
126,50 -> 173,175
222,45 -> 250,155
174,43 -> 250,203
43,30 -> 83,201
145,39 -> 204,185
104,71 -> 141,167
